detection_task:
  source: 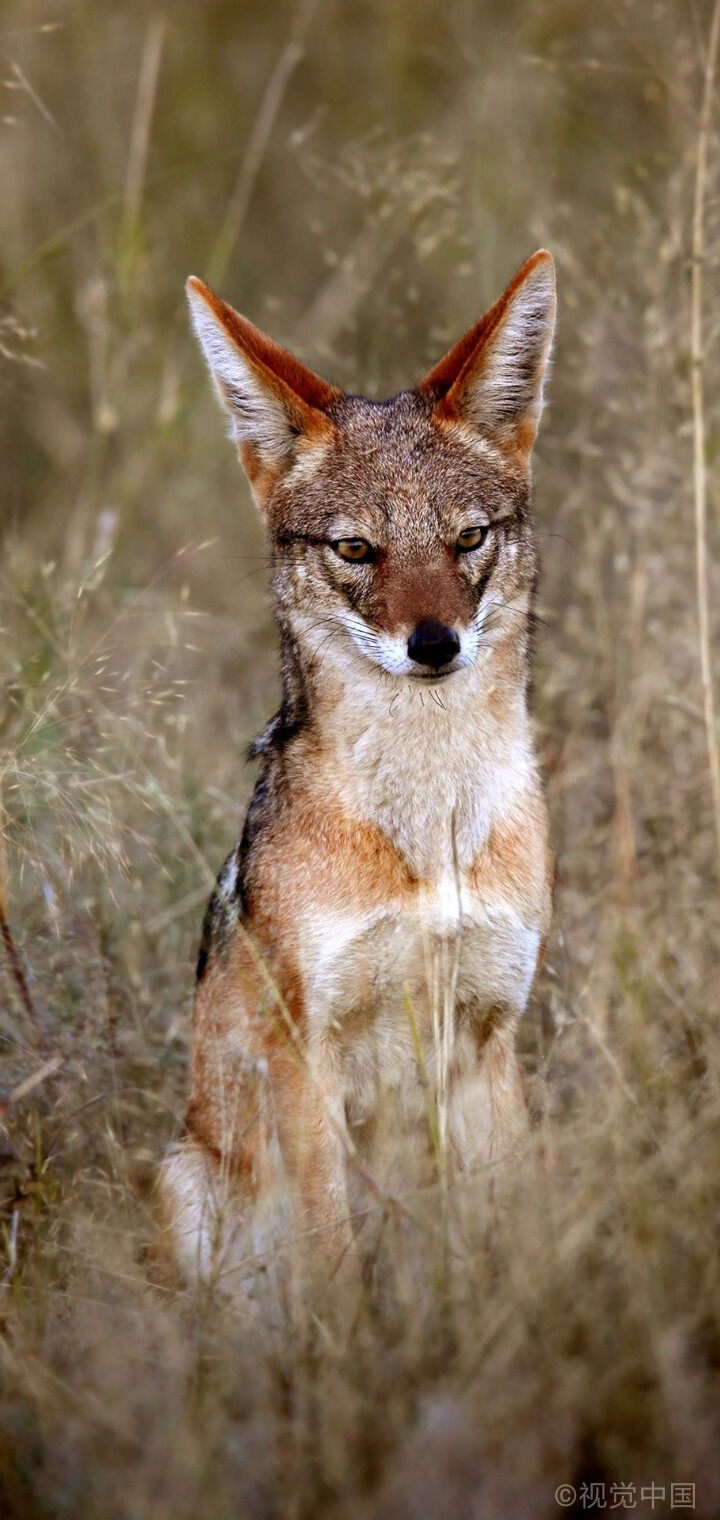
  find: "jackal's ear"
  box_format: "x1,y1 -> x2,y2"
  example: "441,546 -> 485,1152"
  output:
186,277 -> 341,502
419,250 -> 556,459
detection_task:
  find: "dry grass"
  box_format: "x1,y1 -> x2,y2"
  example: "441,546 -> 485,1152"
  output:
2,2 -> 720,1516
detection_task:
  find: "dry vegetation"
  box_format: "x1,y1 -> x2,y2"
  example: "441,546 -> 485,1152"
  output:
2,2 -> 720,1516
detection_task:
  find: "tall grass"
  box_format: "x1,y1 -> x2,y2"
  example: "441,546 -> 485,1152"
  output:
2,2 -> 720,1515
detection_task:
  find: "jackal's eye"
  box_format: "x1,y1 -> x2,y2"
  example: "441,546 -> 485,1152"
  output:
332,537 -> 374,564
456,525 -> 488,553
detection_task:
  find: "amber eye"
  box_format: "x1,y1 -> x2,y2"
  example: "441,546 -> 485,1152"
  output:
456,525 -> 488,553
332,537 -> 373,563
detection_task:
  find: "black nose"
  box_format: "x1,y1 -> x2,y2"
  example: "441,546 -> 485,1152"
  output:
407,618 -> 461,670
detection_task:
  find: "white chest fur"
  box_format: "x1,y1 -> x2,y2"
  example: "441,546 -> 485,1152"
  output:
327,653 -> 536,876
298,877 -> 540,1138
297,652 -> 544,1120
300,873 -> 541,1032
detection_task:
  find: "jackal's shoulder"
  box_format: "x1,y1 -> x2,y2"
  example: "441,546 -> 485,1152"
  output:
194,743 -> 282,980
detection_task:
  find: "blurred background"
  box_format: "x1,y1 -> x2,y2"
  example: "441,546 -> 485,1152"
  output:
2,3 -> 720,1517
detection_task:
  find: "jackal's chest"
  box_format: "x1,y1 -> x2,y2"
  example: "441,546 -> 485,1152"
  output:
297,870 -> 541,1040
294,871 -> 541,1134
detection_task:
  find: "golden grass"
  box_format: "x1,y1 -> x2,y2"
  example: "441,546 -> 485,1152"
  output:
2,1 -> 720,1515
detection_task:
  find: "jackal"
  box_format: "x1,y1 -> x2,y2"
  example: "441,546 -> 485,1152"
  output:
157,250 -> 556,1292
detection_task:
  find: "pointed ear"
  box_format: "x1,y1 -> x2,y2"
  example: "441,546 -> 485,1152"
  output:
419,250 -> 556,460
186,276 -> 341,503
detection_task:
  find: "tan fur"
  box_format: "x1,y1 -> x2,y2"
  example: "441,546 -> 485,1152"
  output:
157,252 -> 557,1292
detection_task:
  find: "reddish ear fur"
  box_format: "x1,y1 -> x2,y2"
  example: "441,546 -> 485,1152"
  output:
188,251 -> 554,496
187,278 -> 341,415
418,250 -> 555,459
186,277 -> 341,501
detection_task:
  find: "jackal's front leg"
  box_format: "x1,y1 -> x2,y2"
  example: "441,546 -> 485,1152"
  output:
449,1020 -> 528,1172
270,1045 -> 356,1273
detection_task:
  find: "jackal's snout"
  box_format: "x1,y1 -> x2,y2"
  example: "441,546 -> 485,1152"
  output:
407,618 -> 461,672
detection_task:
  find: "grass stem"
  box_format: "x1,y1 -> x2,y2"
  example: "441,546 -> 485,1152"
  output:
691,0 -> 720,884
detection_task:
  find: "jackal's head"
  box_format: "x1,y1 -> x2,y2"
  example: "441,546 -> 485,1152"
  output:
187,252 -> 555,687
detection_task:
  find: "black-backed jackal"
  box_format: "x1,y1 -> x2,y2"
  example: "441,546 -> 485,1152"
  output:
157,251 -> 556,1294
